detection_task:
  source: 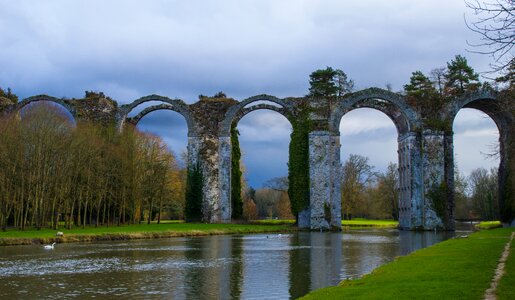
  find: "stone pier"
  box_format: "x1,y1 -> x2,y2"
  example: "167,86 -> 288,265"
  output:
307,131 -> 341,230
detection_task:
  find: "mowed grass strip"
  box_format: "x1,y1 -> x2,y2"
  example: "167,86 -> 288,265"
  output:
497,232 -> 515,300
0,223 -> 296,246
342,219 -> 398,228
475,220 -> 503,230
302,228 -> 515,300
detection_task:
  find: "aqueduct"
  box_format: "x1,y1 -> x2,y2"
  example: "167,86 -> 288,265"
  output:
2,88 -> 513,230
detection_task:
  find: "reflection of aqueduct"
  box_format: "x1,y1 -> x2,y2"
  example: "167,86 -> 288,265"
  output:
5,88 -> 513,230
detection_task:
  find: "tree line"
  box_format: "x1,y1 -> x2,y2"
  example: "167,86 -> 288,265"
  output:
0,102 -> 185,230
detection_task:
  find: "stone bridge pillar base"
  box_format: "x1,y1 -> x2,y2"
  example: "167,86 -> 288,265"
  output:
306,131 -> 341,231
188,135 -> 231,223
420,130 -> 449,230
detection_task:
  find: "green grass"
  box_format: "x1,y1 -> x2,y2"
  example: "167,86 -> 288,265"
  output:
252,219 -> 296,225
342,218 -> 398,228
0,222 -> 296,246
302,228 -> 515,300
475,220 -> 503,230
497,232 -> 515,300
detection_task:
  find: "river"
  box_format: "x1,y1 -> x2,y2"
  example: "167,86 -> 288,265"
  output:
0,227 -> 470,299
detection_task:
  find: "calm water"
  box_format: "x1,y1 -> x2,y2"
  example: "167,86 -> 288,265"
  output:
0,228 -> 468,299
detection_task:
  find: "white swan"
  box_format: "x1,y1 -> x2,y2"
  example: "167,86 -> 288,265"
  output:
44,242 -> 56,250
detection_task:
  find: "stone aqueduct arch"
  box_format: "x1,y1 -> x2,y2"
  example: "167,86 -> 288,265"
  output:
5,89 -> 513,230
443,90 -> 513,225
14,95 -> 77,119
328,88 -> 425,230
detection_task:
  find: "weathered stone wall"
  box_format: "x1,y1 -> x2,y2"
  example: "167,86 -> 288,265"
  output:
308,131 -> 341,230
398,133 -> 420,229
189,97 -> 237,223
421,130 -> 446,229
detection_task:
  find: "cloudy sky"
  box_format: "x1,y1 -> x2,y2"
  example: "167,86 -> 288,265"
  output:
0,0 -> 501,187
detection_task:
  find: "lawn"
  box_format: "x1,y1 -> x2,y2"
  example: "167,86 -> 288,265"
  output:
342,218 -> 398,228
302,227 -> 515,300
0,222 -> 296,246
497,232 -> 515,300
475,220 -> 503,230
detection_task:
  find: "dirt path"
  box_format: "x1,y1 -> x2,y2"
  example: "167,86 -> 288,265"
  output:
484,232 -> 515,300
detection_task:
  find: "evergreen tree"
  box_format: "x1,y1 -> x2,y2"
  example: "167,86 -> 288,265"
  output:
444,55 -> 480,96
495,59 -> 515,88
404,71 -> 437,99
404,71 -> 442,117
308,67 -> 354,97
0,87 -> 18,104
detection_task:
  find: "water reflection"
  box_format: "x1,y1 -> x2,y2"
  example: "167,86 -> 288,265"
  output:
0,229 -> 460,299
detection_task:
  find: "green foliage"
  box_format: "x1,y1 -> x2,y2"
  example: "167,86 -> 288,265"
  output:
303,228 -> 515,299
230,123 -> 243,219
308,67 -> 354,97
495,59 -> 515,87
404,70 -> 447,129
403,55 -> 482,131
0,87 -> 18,104
444,54 -> 480,96
288,102 -> 311,218
185,162 -> 203,222
426,181 -> 448,223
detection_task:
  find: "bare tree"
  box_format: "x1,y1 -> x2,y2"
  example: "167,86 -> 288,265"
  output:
465,0 -> 515,72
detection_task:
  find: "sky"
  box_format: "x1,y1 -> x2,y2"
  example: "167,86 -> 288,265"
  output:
0,0 -> 502,187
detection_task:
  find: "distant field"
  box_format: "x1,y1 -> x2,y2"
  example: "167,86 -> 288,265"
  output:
342,218 -> 398,228
475,220 -> 502,230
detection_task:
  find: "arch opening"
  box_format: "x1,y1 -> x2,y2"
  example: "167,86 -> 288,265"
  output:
338,108 -> 400,221
135,108 -> 189,221
452,108 -> 501,222
136,108 -> 189,167
233,109 -> 293,221
121,95 -> 193,135
19,100 -> 76,127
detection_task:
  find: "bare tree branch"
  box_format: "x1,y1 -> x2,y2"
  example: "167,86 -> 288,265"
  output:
465,0 -> 515,73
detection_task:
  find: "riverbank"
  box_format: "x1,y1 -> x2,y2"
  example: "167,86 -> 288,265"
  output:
0,218 -> 399,246
0,223 -> 297,246
302,227 -> 515,299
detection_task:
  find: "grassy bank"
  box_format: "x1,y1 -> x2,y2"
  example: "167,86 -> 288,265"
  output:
497,232 -> 515,300
0,223 -> 296,246
342,218 -> 398,228
475,220 -> 502,230
302,228 -> 515,300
